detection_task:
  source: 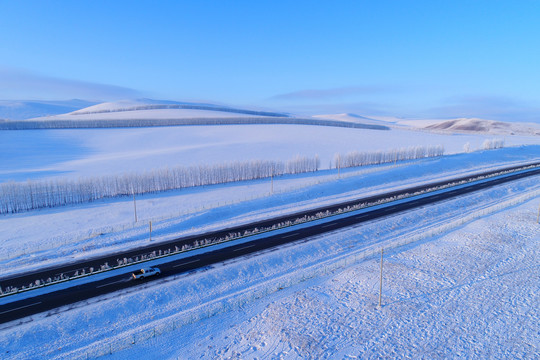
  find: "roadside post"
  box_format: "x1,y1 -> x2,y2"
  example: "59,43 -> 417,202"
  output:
132,189 -> 138,223
378,248 -> 384,308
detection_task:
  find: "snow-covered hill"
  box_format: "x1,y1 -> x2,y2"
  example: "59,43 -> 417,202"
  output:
421,118 -> 540,136
31,99 -> 290,121
312,113 -> 396,127
0,99 -> 390,130
69,99 -> 204,114
0,99 -> 97,120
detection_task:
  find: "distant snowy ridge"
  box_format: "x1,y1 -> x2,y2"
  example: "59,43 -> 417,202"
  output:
0,99 -> 97,120
0,117 -> 390,130
424,118 -> 540,136
313,113 -> 394,126
70,99 -> 290,118
313,113 -> 377,121
0,99 -> 391,130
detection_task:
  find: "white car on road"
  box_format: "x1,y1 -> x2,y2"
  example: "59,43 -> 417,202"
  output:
132,267 -> 161,279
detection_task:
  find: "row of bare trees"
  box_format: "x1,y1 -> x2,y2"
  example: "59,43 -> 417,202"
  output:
0,156 -> 320,214
0,117 -> 389,130
333,145 -> 444,169
0,145 -> 445,214
482,139 -> 505,150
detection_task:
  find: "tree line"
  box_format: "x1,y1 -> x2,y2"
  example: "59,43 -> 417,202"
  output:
0,156 -> 320,214
0,117 -> 389,130
333,145 -> 444,169
482,139 -> 504,150
0,144 -> 446,215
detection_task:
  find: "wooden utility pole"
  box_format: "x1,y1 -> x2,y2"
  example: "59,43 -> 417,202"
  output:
378,248 -> 384,308
132,191 -> 137,223
149,221 -> 152,241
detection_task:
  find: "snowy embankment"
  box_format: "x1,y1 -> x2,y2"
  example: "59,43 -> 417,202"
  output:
1,167 -> 538,359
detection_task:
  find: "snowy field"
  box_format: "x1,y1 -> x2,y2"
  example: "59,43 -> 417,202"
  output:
1,173 -> 538,359
1,147 -> 539,276
2,124 -> 538,182
1,115 -> 539,359
164,197 -> 539,360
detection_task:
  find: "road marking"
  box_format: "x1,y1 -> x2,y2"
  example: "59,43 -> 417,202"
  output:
321,223 -> 335,228
96,279 -> 125,289
233,244 -> 255,252
282,232 -> 300,239
0,302 -> 42,315
173,259 -> 200,268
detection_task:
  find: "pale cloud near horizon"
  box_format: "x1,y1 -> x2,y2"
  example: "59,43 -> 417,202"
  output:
425,95 -> 540,123
0,68 -> 141,100
272,100 -> 396,118
266,93 -> 540,123
2,68 -> 538,124
269,86 -> 391,101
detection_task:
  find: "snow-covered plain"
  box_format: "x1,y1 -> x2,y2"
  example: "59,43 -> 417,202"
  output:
1,146 -> 539,276
2,99 -> 538,183
1,171 -> 538,359
163,196 -> 540,360
2,124 -> 538,183
1,104 -> 540,359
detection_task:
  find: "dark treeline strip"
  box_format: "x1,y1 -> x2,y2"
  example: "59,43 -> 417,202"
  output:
0,118 -> 390,130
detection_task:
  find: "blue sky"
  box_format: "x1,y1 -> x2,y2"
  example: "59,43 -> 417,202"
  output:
1,1 -> 540,121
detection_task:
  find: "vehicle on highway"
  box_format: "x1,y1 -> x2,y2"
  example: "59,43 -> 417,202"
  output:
132,267 -> 161,279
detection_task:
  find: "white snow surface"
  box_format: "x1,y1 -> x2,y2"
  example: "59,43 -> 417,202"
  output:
400,117 -> 540,136
312,113 -> 392,126
1,175 -> 538,359
28,99 -> 286,121
165,197 -> 539,360
1,118 -> 540,359
69,99 -> 196,115
34,108 -> 266,121
1,146 -> 539,276
2,124 -> 540,183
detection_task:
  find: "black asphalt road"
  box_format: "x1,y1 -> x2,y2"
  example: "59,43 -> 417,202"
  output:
1,163 -> 539,324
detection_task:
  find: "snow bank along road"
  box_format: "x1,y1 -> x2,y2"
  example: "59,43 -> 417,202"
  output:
1,162 -> 539,324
